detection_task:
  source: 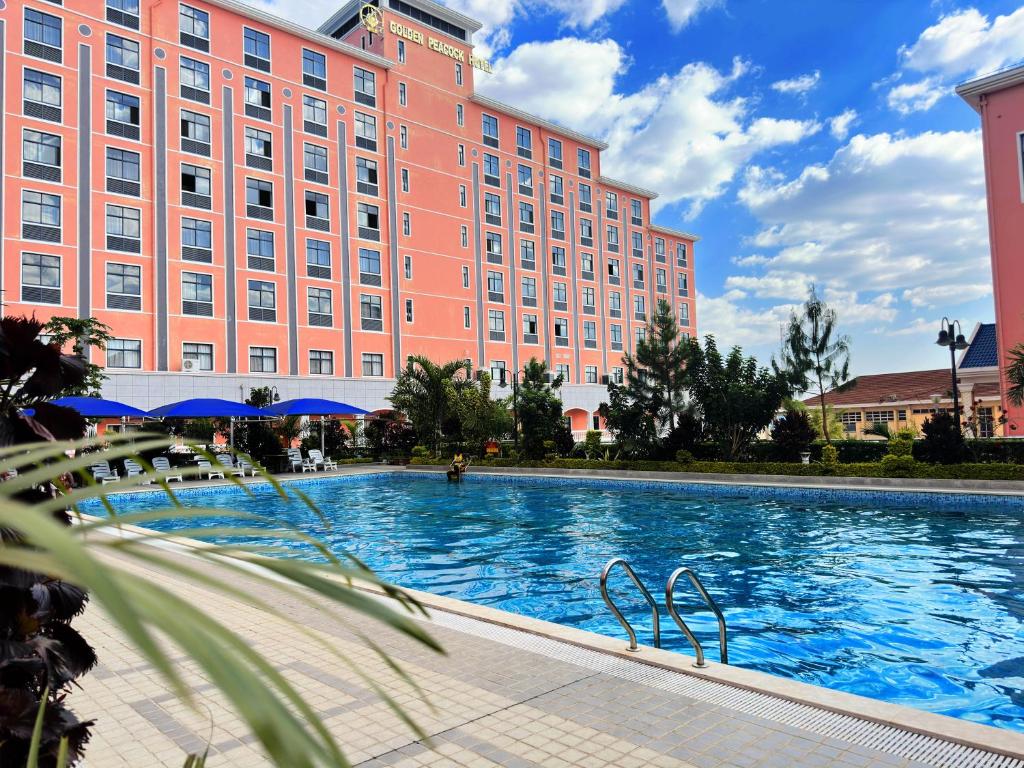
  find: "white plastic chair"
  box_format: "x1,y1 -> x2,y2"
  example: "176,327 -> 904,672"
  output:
196,458 -> 225,480
308,449 -> 337,471
123,459 -> 150,484
288,448 -> 316,473
91,463 -> 119,485
236,457 -> 259,477
216,454 -> 245,477
152,456 -> 183,482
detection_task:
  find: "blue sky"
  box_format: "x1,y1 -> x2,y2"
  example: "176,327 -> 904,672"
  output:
259,0 -> 1024,375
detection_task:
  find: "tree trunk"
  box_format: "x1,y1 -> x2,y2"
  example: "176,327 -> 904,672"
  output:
818,390 -> 830,444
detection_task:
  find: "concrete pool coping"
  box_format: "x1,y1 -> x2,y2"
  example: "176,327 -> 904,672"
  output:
87,469 -> 1024,762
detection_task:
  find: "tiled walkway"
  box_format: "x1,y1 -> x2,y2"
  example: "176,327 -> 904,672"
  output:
76,537 -> 1021,768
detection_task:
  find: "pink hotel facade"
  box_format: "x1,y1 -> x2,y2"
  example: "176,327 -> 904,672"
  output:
0,0 -> 698,429
959,65 -> 1024,435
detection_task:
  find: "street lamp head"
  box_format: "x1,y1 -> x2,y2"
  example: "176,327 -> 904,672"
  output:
954,333 -> 969,350
935,329 -> 950,347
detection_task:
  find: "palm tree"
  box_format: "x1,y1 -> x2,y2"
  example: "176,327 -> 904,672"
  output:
388,356 -> 472,454
1007,343 -> 1024,408
775,286 -> 851,445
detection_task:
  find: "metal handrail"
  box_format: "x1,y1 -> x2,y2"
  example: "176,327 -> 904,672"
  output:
599,558 -> 661,651
665,567 -> 728,668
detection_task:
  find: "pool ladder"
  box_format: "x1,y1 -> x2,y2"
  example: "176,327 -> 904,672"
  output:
599,557 -> 729,668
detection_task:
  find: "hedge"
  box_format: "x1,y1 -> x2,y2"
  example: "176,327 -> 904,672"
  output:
408,456 -> 1024,481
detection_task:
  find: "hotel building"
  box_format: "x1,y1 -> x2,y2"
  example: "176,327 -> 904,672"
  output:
0,0 -> 697,433
958,65 -> 1024,436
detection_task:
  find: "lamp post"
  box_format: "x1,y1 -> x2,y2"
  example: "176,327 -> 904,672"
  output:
935,317 -> 970,427
497,369 -> 520,447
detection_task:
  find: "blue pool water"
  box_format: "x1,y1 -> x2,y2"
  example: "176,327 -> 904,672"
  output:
94,473 -> 1024,731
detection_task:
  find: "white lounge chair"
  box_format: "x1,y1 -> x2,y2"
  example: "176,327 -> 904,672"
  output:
236,457 -> 259,477
196,458 -> 225,480
308,449 -> 337,471
216,454 -> 245,477
152,456 -> 183,482
123,459 -> 150,484
91,462 -> 119,485
288,448 -> 316,473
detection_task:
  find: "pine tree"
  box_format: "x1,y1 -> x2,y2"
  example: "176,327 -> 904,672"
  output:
621,299 -> 690,432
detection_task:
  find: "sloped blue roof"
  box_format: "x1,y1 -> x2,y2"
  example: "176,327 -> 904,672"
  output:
960,323 -> 998,369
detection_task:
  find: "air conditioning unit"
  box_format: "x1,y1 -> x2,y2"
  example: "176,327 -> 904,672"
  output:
182,358 -> 198,372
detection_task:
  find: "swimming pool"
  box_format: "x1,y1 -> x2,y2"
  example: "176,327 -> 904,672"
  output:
95,472 -> 1024,732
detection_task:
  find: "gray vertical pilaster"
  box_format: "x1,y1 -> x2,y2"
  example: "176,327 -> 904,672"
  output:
0,22 -> 5,307
538,183 -> 552,366
471,164 -> 484,368
505,172 -> 518,374
337,120 -> 353,377
77,45 -> 92,335
386,136 -> 401,374
568,192 -> 580,384
154,67 -> 169,370
222,86 -> 237,373
596,206 -> 607,374
282,105 -> 299,375
621,209 -> 632,356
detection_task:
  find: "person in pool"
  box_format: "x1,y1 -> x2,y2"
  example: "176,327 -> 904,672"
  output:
448,452 -> 469,480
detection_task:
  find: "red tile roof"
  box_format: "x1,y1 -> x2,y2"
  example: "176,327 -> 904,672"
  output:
802,369 -> 958,407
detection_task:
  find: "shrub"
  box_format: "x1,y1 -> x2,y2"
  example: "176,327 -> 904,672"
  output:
920,411 -> 966,464
584,430 -> 603,459
675,449 -> 695,465
881,454 -> 916,477
410,445 -> 431,458
887,437 -> 914,458
821,444 -> 839,474
770,407 -> 817,461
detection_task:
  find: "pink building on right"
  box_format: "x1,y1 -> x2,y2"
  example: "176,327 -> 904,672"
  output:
958,65 -> 1024,436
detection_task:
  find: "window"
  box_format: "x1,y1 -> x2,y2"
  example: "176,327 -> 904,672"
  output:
459,185 -> 467,207
22,190 -> 61,236
550,174 -> 563,202
302,49 -> 327,89
551,210 -> 565,237
244,126 -> 272,161
306,238 -> 331,278
353,66 -> 376,106
105,204 -> 141,250
456,103 -> 464,126
23,130 -> 61,179
461,226 -> 469,248
634,294 -> 646,318
244,77 -> 271,119
485,232 -> 502,261
522,313 -> 538,338
865,411 -> 895,423
489,360 -> 506,384
516,126 -> 532,156
609,291 -> 621,312
454,61 -> 463,85
488,309 -> 505,334
362,353 -> 384,376
580,219 -> 593,242
840,412 -> 862,433
482,114 -> 499,147
355,157 -> 379,195
247,279 -> 276,321
180,57 -> 210,99
579,183 -> 592,210
610,324 -> 622,345
521,276 -> 537,300
357,202 -> 380,235
243,27 -> 271,70
462,265 -> 470,288
404,298 -> 414,323
181,109 -> 211,151
677,272 -> 688,296
633,263 -> 644,285
577,148 -> 591,176
106,90 -> 139,135
483,153 -> 499,185
106,263 -> 141,310
608,258 -> 620,278
656,268 -> 667,291
107,339 -> 141,368
521,240 -> 535,265
585,365 -> 598,384
583,286 -> 595,308
182,218 -> 212,261
519,202 -> 534,229
581,253 -> 594,274
655,238 -> 666,259
304,143 -> 328,182
548,138 -> 562,167
554,318 -> 568,339
677,242 -> 688,267
632,231 -> 643,256
487,270 -> 503,296
303,95 -> 327,131
404,255 -> 412,279
246,229 -> 274,271
106,34 -> 140,82
606,225 -> 619,248
402,212 -> 411,236
611,366 -> 624,384
354,112 -> 377,150
636,327 -> 646,344
107,0 -> 140,26
183,342 -> 213,370
556,364 -> 570,381
25,8 -> 62,60
308,286 -> 332,326
105,147 -> 141,196
631,199 -> 642,225
606,191 -> 618,214
250,346 -> 277,373
553,282 -> 567,304
246,178 -> 273,214
458,144 -> 465,166
463,306 -> 471,328
358,248 -> 381,283
401,168 -> 410,192
21,253 -> 61,304
679,303 -> 690,326
398,82 -> 407,106
517,164 -> 533,191
360,294 -> 383,331
179,5 -> 209,48
484,192 -> 501,223
305,190 -> 329,224
24,69 -> 62,121
309,349 -> 333,375
397,39 -> 406,64
181,271 -> 213,316
551,246 -> 566,271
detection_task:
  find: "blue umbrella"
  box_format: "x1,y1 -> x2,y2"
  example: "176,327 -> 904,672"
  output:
52,396 -> 148,418
262,398 -> 370,417
148,398 -> 265,418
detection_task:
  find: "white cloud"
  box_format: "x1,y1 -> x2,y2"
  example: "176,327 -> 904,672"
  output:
771,70 -> 821,96
661,0 -> 722,30
545,0 -> 629,28
725,271 -> 815,299
901,283 -> 992,309
828,109 -> 857,140
898,7 -> 1024,78
886,77 -> 946,115
480,45 -> 821,216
